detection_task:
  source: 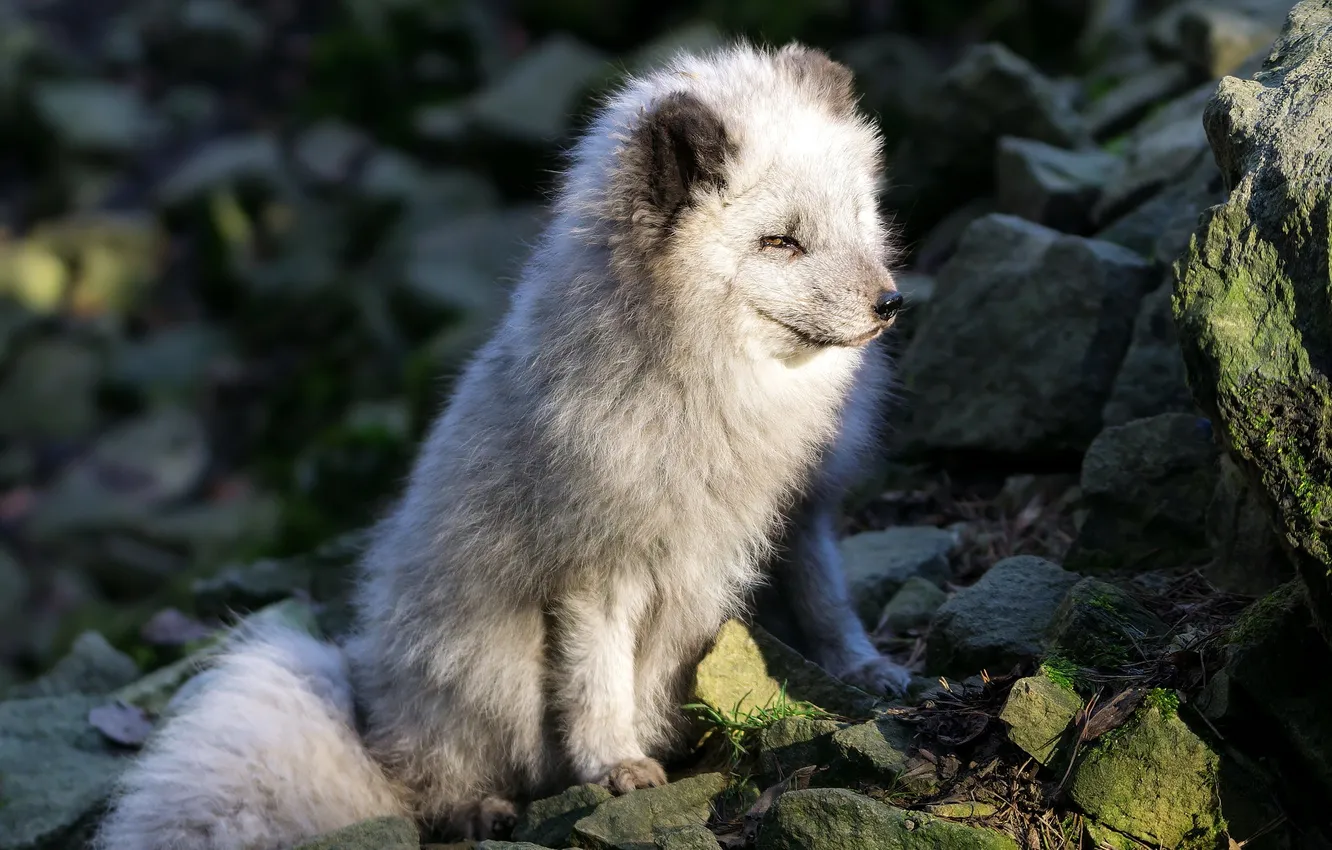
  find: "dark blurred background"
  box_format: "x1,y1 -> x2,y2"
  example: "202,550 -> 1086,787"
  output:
0,0 -> 1261,686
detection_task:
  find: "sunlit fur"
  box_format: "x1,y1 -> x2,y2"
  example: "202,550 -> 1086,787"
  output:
93,41 -> 908,850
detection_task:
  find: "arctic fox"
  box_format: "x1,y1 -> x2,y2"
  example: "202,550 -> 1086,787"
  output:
93,41 -> 909,849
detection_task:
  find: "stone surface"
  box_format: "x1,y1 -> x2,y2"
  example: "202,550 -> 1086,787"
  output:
514,783 -> 612,847
1069,703 -> 1224,848
1178,4 -> 1282,77
1065,413 -> 1221,573
823,717 -> 920,790
32,80 -> 153,156
0,338 -> 102,440
927,557 -> 1081,678
1096,156 -> 1227,268
653,824 -> 721,850
1046,578 -> 1167,668
756,716 -> 842,784
1085,61 -> 1194,140
1101,284 -> 1198,428
757,788 -> 1019,850
690,620 -> 878,720
838,526 -> 955,627
897,214 -> 1156,460
994,136 -> 1123,233
7,631 -> 138,699
999,673 -> 1083,765
0,695 -> 129,850
571,773 -> 727,850
1205,454 -> 1290,596
292,816 -> 419,850
1174,0 -> 1332,641
462,34 -> 607,145
876,576 -> 947,634
155,133 -> 282,209
887,42 -> 1087,234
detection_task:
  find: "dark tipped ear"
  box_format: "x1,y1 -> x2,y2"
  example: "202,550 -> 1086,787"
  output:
642,91 -> 732,216
778,44 -> 858,116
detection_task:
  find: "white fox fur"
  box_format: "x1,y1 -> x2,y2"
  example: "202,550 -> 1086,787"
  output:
94,41 -> 909,849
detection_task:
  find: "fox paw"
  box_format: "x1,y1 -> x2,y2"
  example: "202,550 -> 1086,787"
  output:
836,655 -> 912,697
448,796 -> 517,840
599,757 -> 668,794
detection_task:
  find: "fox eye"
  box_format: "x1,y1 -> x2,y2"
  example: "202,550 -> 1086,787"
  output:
759,235 -> 805,254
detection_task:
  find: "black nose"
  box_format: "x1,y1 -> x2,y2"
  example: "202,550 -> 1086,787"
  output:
874,290 -> 903,322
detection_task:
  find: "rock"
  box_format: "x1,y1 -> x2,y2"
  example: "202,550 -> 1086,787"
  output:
1065,413 -> 1220,573
0,695 -> 129,850
877,576 -> 948,635
1085,61 -> 1194,140
514,784 -> 613,847
292,816 -> 419,850
480,844 -> 557,850
927,557 -> 1080,678
1046,578 -> 1167,669
757,787 -> 1019,850
1101,284 -> 1198,428
835,34 -> 940,144
690,620 -> 879,720
32,81 -> 153,157
1093,84 -> 1216,227
170,0 -> 267,68
994,137 -> 1123,233
899,214 -> 1156,460
110,323 -> 232,401
838,527 -> 955,627
886,271 -> 934,347
192,556 -> 315,619
1097,155 -> 1226,267
888,42 -> 1087,234
756,716 -> 842,784
7,631 -> 138,699
653,824 -> 720,850
571,773 -> 727,850
0,337 -> 102,440
0,547 -> 27,625
464,34 -> 607,146
999,673 -> 1083,765
28,407 -> 210,542
1177,4 -> 1282,78
1219,582 -> 1332,797
1205,454 -> 1289,596
1069,701 -> 1224,848
155,133 -> 283,209
824,717 -> 924,792
1174,0 -> 1332,642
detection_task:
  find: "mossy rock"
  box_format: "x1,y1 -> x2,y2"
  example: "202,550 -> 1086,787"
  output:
292,815 -> 419,849
570,773 -> 727,850
1173,0 -> 1332,643
514,784 -> 612,847
756,787 -> 1019,850
998,672 -> 1082,766
1069,704 -> 1224,848
1046,578 -> 1167,669
756,715 -> 842,785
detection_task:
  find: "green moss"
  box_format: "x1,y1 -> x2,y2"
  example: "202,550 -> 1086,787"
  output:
1228,581 -> 1303,648
1144,688 -> 1180,718
1039,655 -> 1082,692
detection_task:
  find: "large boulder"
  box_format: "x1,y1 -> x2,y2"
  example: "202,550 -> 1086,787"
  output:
571,774 -> 727,850
1101,284 -> 1199,428
897,214 -> 1157,463
1174,0 -> 1332,641
757,788 -> 1018,850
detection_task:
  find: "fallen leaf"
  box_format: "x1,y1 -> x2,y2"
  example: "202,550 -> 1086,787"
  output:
89,700 -> 155,747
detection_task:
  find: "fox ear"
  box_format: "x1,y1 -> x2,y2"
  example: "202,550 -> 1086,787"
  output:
777,44 -> 857,116
640,91 -> 731,217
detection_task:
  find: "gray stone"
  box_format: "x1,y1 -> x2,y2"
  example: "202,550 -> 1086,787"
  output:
110,323 -> 232,401
292,816 -> 419,850
1085,61 -> 1195,140
1205,454 -> 1290,596
571,773 -> 727,850
653,824 -> 720,850
1101,284 -> 1198,428
467,34 -> 607,145
927,557 -> 1080,678
876,577 -> 947,635
824,717 -> 924,792
1177,3 -> 1282,77
994,137 -> 1123,233
0,695 -> 129,850
1093,83 -> 1215,227
887,42 -> 1087,233
1095,153 -> 1227,266
32,81 -> 153,157
839,526 -> 955,627
402,205 -> 546,317
1174,0 -> 1332,641
1066,413 -> 1220,573
757,788 -> 1018,850
999,673 -> 1082,765
0,547 -> 26,625
1046,578 -> 1167,668
897,214 -> 1156,459
7,632 -> 138,699
514,783 -> 612,847
756,715 -> 841,784
835,34 -> 940,143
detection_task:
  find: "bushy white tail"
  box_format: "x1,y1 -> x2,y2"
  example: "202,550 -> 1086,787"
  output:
93,625 -> 409,850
